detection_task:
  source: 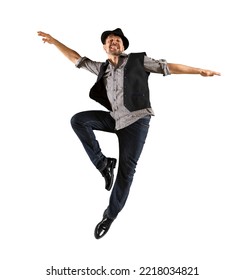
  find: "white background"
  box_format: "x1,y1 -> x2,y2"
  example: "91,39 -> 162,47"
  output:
0,0 -> 243,279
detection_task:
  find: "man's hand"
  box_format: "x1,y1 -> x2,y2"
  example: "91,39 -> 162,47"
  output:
37,31 -> 56,44
37,31 -> 81,64
200,69 -> 221,77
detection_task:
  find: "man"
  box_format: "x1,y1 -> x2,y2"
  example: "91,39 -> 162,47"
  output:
37,28 -> 220,239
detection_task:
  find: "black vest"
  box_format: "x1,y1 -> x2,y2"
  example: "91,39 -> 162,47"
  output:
89,52 -> 151,112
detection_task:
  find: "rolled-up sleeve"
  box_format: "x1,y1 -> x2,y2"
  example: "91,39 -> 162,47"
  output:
144,56 -> 171,76
75,56 -> 89,68
75,56 -> 102,76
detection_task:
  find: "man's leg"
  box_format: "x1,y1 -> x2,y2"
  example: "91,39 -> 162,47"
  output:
95,116 -> 151,239
70,110 -> 116,187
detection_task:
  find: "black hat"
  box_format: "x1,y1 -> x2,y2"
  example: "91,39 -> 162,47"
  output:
101,28 -> 129,50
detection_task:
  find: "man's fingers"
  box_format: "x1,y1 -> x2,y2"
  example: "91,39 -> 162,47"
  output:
209,71 -> 221,76
201,69 -> 221,76
37,31 -> 49,38
37,31 -> 45,36
37,31 -> 53,44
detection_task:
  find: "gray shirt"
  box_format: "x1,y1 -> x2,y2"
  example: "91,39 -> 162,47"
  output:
76,53 -> 170,130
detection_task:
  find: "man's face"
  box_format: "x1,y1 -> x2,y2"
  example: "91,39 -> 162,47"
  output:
103,34 -> 125,56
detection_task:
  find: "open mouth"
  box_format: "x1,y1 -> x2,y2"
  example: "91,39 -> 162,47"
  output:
110,45 -> 118,49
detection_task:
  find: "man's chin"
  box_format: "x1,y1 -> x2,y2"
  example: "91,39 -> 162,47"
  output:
109,51 -> 122,56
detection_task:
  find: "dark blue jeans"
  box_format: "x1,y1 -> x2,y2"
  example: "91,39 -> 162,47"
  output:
71,110 -> 150,219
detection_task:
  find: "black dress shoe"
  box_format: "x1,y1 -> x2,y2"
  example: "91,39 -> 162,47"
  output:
100,158 -> 117,191
94,214 -> 114,239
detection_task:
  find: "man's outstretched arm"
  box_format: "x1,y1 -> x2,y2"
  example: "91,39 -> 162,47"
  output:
37,31 -> 81,64
167,63 -> 221,76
